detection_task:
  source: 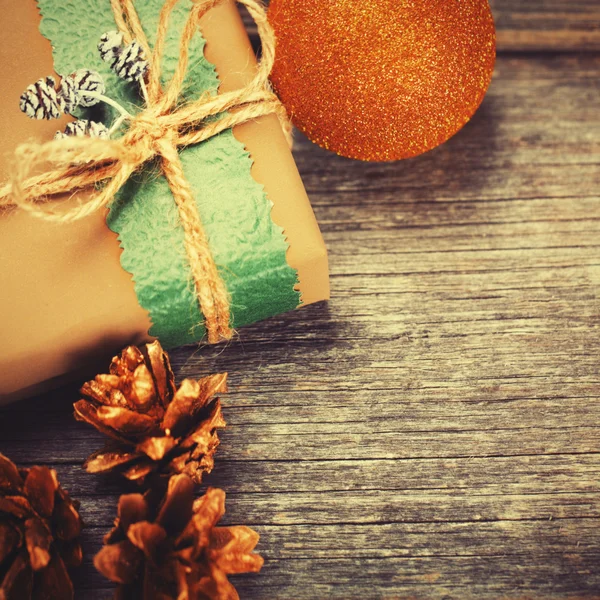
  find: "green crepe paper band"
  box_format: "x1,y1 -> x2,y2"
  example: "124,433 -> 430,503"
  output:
37,0 -> 300,348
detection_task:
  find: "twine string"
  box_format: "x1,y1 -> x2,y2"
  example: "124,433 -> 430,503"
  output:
0,0 -> 291,344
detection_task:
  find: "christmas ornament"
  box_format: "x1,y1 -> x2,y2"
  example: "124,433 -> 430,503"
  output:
0,454 -> 83,600
73,341 -> 227,484
94,475 -> 263,599
269,0 -> 496,161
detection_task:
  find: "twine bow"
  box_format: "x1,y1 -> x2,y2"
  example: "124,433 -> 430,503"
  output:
0,0 -> 291,344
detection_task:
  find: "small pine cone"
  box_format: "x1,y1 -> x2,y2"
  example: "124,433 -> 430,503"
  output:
55,119 -> 109,140
74,341 -> 227,484
112,40 -> 148,82
94,475 -> 263,600
86,120 -> 110,138
19,76 -> 64,120
60,69 -> 106,110
0,454 -> 83,600
98,30 -> 124,67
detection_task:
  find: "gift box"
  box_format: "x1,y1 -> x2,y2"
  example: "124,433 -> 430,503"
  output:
0,0 -> 329,402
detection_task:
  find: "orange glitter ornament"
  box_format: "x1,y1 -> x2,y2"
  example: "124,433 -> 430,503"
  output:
269,0 -> 496,161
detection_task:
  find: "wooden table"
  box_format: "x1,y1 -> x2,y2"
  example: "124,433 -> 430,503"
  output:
2,1 -> 599,598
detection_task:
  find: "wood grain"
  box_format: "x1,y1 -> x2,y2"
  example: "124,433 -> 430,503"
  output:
241,0 -> 600,52
1,22 -> 600,600
491,0 -> 600,51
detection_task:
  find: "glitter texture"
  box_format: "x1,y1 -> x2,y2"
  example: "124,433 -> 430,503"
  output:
269,0 -> 496,161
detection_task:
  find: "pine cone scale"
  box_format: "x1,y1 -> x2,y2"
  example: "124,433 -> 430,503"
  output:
0,521 -> 21,565
185,489 -> 225,553
58,541 -> 83,571
122,461 -> 155,483
162,374 -> 227,434
197,373 -> 229,403
109,494 -> 149,545
0,456 -> 23,493
0,496 -> 33,519
161,380 -> 203,434
155,475 -> 194,538
0,551 -> 33,599
36,552 -> 74,600
111,346 -> 145,376
79,379 -> 128,408
96,405 -> 158,436
53,489 -> 82,543
94,540 -> 142,585
136,436 -> 178,462
128,365 -> 157,412
127,522 -> 167,561
84,448 -> 143,475
180,403 -> 224,451
145,341 -> 176,407
73,400 -> 132,444
23,467 -> 57,519
25,517 -> 53,570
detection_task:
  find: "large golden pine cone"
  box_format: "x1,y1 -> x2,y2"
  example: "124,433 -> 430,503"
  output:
95,474 -> 263,600
0,454 -> 83,600
73,341 -> 227,484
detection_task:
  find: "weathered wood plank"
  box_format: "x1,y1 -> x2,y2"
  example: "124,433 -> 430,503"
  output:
216,555 -> 600,600
37,454 -> 600,497
74,517 -> 600,559
70,519 -> 598,598
491,0 -> 600,51
241,0 -> 600,52
70,552 -> 600,599
68,553 -> 600,600
4,426 -> 600,463
0,454 -> 597,510
7,394 -> 600,442
41,487 -> 600,527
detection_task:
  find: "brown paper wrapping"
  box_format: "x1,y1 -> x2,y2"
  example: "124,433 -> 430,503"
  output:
0,0 -> 329,403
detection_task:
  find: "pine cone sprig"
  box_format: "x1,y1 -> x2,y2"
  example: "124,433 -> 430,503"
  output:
0,454 -> 83,600
95,475 -> 263,600
73,341 -> 227,484
19,76 -> 64,120
55,119 -> 110,140
19,70 -> 107,121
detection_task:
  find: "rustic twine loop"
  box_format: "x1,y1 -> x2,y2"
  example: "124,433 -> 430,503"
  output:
0,0 -> 292,344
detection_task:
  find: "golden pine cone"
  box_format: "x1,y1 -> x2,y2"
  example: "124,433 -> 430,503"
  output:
94,474 -> 263,600
73,341 -> 227,484
0,454 -> 83,600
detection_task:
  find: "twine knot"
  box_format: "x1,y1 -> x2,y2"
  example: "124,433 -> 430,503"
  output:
129,112 -> 171,146
0,0 -> 291,345
125,111 -> 176,162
